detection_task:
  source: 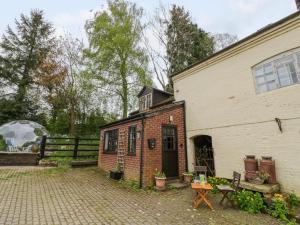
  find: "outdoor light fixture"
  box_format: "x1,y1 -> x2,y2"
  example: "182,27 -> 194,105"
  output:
275,118 -> 283,133
169,115 -> 174,123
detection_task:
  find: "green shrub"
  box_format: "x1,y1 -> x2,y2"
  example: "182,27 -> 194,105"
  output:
207,176 -> 230,193
267,199 -> 291,223
0,135 -> 7,150
118,179 -> 140,191
234,190 -> 265,214
288,193 -> 300,208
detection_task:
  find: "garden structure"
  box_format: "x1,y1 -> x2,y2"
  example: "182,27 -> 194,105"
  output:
98,86 -> 187,187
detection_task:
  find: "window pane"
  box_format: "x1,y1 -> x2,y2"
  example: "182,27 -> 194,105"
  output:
255,66 -> 264,77
104,133 -> 109,150
277,65 -> 291,86
296,53 -> 300,69
264,63 -> 273,74
128,126 -> 136,153
288,62 -> 298,83
257,84 -> 268,93
256,76 -> 265,84
267,81 -> 277,91
265,73 -> 276,82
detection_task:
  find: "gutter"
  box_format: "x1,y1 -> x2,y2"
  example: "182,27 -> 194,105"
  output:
139,114 -> 145,188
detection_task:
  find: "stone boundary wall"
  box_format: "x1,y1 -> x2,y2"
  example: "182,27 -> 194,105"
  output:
0,152 -> 38,166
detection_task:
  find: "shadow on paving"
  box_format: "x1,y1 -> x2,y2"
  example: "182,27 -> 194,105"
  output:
0,166 -> 280,225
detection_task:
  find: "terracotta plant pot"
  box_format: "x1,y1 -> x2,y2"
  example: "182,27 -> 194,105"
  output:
155,177 -> 166,188
183,173 -> 193,183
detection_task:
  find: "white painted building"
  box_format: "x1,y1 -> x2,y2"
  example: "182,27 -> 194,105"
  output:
172,11 -> 300,194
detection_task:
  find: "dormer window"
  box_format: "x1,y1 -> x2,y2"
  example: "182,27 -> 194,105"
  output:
139,93 -> 152,111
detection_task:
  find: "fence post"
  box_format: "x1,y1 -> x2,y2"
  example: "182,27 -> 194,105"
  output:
40,135 -> 47,159
73,136 -> 79,159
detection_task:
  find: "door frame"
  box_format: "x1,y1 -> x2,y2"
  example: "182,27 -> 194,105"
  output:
161,124 -> 179,178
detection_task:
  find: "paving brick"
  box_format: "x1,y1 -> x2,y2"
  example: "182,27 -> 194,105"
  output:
0,166 -> 279,225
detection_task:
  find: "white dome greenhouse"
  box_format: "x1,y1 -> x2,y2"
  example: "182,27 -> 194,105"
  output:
0,120 -> 49,152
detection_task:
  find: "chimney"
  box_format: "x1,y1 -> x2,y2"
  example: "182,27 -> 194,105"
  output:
296,0 -> 300,10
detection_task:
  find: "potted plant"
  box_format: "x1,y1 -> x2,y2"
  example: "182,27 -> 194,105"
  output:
183,171 -> 194,183
249,170 -> 270,184
110,163 -> 123,180
154,169 -> 166,189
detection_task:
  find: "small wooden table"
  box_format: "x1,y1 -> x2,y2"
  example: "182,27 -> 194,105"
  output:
191,183 -> 214,210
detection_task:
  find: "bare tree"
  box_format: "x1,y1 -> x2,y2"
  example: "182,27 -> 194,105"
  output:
144,3 -> 169,91
212,33 -> 239,52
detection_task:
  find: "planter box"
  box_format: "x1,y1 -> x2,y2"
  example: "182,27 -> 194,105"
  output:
110,171 -> 123,180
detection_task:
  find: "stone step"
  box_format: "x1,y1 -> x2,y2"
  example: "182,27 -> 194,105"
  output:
167,182 -> 189,189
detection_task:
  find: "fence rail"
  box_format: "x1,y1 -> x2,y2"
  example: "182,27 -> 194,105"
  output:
40,135 -> 99,159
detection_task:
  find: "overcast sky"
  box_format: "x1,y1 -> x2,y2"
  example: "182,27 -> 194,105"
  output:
0,0 -> 298,44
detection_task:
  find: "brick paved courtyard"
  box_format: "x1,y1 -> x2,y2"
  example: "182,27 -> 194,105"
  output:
0,167 -> 279,225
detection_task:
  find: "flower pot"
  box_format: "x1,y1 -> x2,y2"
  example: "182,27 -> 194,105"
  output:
244,155 -> 258,181
110,171 -> 123,180
183,173 -> 193,183
155,177 -> 166,188
260,157 -> 276,184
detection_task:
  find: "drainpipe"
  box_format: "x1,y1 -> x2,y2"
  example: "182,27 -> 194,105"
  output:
139,114 -> 145,188
296,0 -> 300,10
182,101 -> 188,172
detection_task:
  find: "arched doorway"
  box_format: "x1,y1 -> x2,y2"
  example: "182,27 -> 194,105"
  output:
194,135 -> 215,177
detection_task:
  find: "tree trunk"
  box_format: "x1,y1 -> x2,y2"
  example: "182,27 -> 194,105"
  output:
69,99 -> 76,136
121,77 -> 128,118
120,60 -> 128,119
15,72 -> 29,118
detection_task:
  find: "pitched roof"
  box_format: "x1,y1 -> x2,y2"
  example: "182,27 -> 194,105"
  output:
137,86 -> 173,97
99,100 -> 184,129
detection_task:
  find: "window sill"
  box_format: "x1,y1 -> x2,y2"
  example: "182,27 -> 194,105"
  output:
127,153 -> 136,156
103,151 -> 117,155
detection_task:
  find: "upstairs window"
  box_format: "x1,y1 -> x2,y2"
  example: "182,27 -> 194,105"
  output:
128,126 -> 136,154
253,48 -> 300,94
104,129 -> 118,153
139,94 -> 152,111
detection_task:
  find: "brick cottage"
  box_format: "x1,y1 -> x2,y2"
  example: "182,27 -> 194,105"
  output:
98,86 -> 187,187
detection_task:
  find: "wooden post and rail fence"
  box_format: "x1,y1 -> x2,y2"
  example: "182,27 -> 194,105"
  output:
39,136 -> 99,159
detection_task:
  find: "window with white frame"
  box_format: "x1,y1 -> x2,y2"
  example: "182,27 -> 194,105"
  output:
128,126 -> 136,154
139,94 -> 152,111
104,129 -> 118,153
252,48 -> 300,94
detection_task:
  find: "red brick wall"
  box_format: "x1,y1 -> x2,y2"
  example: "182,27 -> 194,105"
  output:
142,105 -> 186,186
98,121 -> 142,182
98,104 -> 186,187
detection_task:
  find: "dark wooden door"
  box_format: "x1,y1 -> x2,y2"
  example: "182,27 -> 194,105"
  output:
162,125 -> 179,178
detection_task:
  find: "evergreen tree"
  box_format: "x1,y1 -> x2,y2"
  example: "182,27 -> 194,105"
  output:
0,10 -> 55,122
166,5 -> 214,88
